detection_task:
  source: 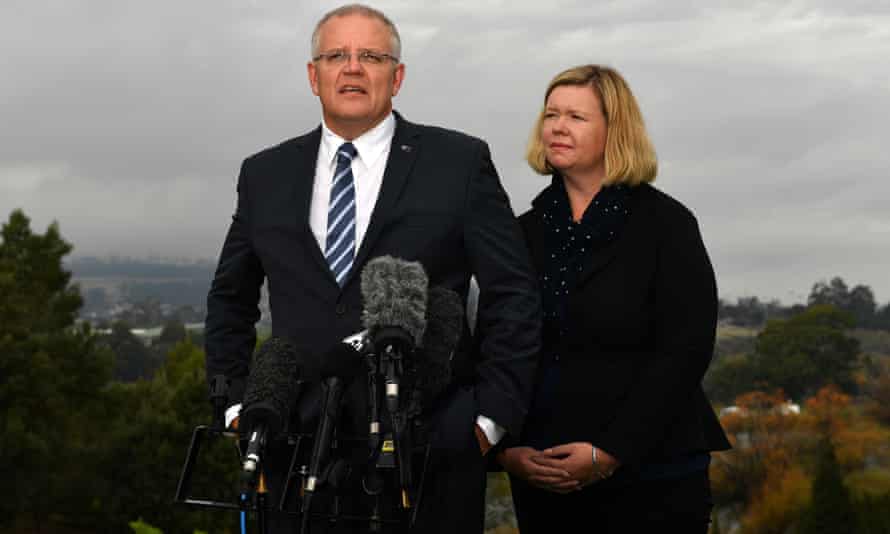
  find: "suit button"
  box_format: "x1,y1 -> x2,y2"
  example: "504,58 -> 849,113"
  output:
335,304 -> 347,315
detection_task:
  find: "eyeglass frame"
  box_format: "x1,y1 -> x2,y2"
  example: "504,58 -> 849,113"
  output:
312,48 -> 400,67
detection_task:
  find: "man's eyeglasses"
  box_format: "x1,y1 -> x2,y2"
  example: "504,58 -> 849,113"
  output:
313,49 -> 400,67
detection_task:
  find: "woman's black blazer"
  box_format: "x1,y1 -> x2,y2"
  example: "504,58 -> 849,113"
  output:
518,182 -> 731,467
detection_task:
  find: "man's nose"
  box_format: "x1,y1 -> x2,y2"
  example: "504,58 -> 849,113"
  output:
343,53 -> 363,73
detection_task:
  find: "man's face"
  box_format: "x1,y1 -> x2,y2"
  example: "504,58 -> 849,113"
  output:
308,14 -> 405,139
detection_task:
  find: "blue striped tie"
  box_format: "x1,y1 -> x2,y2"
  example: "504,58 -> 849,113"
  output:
325,142 -> 358,286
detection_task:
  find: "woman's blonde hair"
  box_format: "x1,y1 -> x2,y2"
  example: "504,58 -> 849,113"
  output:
526,64 -> 657,185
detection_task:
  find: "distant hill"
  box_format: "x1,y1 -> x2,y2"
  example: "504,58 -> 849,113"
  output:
67,256 -> 215,279
68,256 -> 216,310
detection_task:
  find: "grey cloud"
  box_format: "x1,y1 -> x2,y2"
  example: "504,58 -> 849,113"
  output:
1,0 -> 888,302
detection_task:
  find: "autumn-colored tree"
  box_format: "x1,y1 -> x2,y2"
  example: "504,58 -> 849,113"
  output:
802,385 -> 890,473
862,358 -> 890,425
711,390 -> 809,507
739,465 -> 811,534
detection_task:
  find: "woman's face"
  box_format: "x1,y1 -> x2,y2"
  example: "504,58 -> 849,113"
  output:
541,84 -> 607,179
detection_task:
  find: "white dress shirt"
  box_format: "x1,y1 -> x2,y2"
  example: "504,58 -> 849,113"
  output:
309,114 -> 394,251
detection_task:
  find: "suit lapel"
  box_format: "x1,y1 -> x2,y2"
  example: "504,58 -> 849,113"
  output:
291,126 -> 341,287
346,112 -> 421,285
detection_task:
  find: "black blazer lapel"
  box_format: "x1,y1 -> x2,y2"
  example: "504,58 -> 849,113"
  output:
348,112 -> 421,283
291,126 -> 341,287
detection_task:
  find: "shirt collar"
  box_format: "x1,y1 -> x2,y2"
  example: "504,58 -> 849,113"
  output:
320,112 -> 396,169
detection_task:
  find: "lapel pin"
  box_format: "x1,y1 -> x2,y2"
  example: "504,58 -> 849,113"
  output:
400,144 -> 413,152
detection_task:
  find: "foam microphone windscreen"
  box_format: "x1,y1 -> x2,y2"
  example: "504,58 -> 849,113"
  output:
360,255 -> 429,347
415,286 -> 463,398
240,336 -> 307,440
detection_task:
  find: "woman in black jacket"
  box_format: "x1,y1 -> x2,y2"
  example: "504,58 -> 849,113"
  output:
496,64 -> 731,533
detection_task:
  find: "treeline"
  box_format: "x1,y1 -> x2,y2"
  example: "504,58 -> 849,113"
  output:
1,210 -> 237,533
705,285 -> 890,531
4,208 -> 889,533
68,256 -> 215,280
719,277 -> 890,330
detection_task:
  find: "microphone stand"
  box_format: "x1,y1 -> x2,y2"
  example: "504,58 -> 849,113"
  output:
380,344 -> 413,513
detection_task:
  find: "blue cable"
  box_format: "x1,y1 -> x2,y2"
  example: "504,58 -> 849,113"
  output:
240,494 -> 248,534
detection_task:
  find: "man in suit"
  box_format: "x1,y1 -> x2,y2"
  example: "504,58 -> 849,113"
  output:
204,4 -> 542,532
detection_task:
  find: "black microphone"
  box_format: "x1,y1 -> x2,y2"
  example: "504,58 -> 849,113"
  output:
360,256 -> 429,409
360,256 -> 430,509
304,343 -> 366,494
239,337 -> 307,489
302,343 -> 366,529
415,286 -> 463,401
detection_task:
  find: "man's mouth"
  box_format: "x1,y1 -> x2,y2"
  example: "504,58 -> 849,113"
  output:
339,85 -> 367,94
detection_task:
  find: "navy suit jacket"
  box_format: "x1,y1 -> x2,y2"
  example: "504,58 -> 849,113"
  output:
205,112 -> 542,449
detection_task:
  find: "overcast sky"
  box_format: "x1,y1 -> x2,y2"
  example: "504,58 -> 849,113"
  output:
2,0 -> 888,303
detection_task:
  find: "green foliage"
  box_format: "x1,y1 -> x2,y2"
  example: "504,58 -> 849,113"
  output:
0,210 -> 114,531
705,353 -> 759,404
159,319 -> 188,346
0,210 -> 236,533
94,339 -> 239,533
854,494 -> 890,534
130,518 -> 164,534
808,277 -> 876,327
100,320 -> 161,381
751,305 -> 859,400
798,440 -> 856,534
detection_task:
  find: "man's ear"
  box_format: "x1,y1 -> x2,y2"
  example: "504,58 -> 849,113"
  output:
391,63 -> 405,97
308,61 -> 320,96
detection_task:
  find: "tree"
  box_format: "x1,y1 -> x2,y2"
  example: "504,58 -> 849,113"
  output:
750,305 -> 859,400
101,320 -> 160,381
808,276 -> 877,328
0,209 -> 113,531
874,303 -> 890,331
809,277 -> 849,305
95,339 -> 238,533
704,353 -> 759,404
798,440 -> 857,534
711,390 -> 809,508
159,320 -> 187,345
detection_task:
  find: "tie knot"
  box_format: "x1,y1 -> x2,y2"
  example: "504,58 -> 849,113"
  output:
337,142 -> 357,163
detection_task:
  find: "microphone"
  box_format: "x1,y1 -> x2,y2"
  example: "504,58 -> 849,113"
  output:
415,286 -> 463,401
239,337 -> 307,490
304,343 -> 366,494
302,342 -> 366,528
361,255 -> 428,353
360,256 -> 429,409
359,256 -> 431,510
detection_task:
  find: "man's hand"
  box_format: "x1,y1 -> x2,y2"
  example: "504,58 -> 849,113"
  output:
496,447 -> 580,494
534,442 -> 621,488
474,423 -> 492,455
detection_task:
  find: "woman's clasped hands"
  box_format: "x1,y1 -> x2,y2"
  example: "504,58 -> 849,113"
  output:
498,442 -> 621,494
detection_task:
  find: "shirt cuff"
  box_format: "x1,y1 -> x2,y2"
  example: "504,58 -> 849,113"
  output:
225,403 -> 242,429
475,414 -> 505,446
